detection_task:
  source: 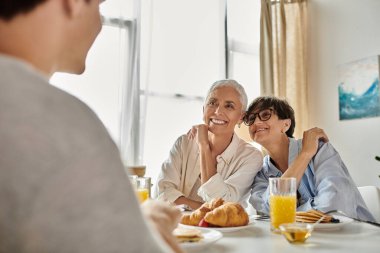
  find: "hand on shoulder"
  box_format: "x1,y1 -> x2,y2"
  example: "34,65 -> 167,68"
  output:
301,127 -> 329,159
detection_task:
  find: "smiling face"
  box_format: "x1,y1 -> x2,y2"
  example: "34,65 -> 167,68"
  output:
247,108 -> 290,146
203,86 -> 244,137
244,97 -> 295,147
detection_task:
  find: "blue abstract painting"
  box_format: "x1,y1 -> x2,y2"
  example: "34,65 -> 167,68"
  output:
338,55 -> 380,120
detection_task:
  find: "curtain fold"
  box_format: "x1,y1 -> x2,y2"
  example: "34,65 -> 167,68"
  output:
260,0 -> 309,138
120,0 -> 142,166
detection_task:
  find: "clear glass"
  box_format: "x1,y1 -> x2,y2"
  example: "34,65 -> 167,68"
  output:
136,177 -> 151,203
279,223 -> 313,243
269,177 -> 297,233
128,175 -> 138,190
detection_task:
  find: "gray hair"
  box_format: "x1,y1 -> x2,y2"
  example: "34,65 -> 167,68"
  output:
205,79 -> 248,112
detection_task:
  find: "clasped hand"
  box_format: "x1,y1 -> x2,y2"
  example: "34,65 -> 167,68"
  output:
301,127 -> 329,158
187,124 -> 210,146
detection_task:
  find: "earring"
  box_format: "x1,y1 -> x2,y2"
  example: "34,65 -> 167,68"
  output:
238,123 -> 241,128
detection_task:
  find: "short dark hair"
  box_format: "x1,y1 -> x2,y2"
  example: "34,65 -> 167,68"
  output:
244,96 -> 296,138
0,0 -> 48,21
0,0 -> 94,21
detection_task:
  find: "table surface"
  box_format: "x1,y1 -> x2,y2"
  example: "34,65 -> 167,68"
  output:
183,219 -> 380,253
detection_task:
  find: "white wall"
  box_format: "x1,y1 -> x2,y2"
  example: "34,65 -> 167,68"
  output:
308,0 -> 380,187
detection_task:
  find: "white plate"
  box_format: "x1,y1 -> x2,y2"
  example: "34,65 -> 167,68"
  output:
313,215 -> 353,231
179,227 -> 223,250
179,216 -> 255,233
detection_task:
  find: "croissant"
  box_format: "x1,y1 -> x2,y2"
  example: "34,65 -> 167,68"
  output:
180,198 -> 225,226
204,202 -> 249,227
205,198 -> 224,210
180,204 -> 211,226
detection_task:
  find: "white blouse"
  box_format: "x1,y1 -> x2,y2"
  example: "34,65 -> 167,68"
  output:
156,133 -> 263,205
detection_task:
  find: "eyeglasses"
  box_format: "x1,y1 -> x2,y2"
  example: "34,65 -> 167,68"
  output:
244,108 -> 274,126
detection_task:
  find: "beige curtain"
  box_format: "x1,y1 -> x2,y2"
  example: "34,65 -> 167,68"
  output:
260,0 -> 309,138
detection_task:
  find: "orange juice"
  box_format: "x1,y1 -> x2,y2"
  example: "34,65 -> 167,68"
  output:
270,195 -> 296,231
137,188 -> 149,202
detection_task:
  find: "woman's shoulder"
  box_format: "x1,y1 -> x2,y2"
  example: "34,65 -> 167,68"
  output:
176,133 -> 198,146
171,133 -> 199,154
295,137 -> 339,162
295,137 -> 334,152
233,138 -> 263,162
235,136 -> 261,151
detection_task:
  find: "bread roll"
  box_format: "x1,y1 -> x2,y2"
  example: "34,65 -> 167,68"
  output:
204,202 -> 249,227
180,204 -> 211,226
180,198 -> 224,226
205,198 -> 224,210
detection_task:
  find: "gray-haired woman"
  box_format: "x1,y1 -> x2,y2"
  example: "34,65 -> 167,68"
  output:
156,79 -> 263,210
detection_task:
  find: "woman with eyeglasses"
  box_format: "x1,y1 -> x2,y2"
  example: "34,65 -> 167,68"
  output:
155,80 -> 263,210
245,96 -> 375,222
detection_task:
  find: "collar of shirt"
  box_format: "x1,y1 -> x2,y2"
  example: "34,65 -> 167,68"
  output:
215,133 -> 240,166
0,54 -> 49,81
287,138 -> 316,202
263,156 -> 282,177
288,137 -> 301,165
262,137 -> 298,177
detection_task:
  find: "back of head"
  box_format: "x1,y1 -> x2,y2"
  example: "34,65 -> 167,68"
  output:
245,96 -> 296,138
0,0 -> 47,21
205,79 -> 248,112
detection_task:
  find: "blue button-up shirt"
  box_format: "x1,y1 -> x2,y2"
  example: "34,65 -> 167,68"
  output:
249,138 -> 375,222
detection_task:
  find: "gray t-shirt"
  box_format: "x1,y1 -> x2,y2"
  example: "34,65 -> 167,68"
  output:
0,55 -> 169,253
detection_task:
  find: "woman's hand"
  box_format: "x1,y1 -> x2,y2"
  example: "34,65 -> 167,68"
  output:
187,124 -> 209,147
301,127 -> 329,159
142,199 -> 184,253
174,196 -> 203,210
283,128 -> 328,187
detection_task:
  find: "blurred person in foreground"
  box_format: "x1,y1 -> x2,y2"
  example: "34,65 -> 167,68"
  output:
245,96 -> 375,222
156,79 -> 263,210
0,0 -> 183,252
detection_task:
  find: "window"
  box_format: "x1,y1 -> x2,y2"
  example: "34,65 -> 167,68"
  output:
50,0 -> 134,146
142,0 -> 261,185
226,0 -> 261,150
140,0 -> 226,185
227,0 -> 261,103
50,0 -> 261,188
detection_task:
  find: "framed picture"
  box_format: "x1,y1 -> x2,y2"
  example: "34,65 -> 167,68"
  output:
338,55 -> 380,120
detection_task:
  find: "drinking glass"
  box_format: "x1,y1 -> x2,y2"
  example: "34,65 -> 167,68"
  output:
126,165 -> 146,177
128,175 -> 138,190
136,177 -> 151,203
269,177 -> 297,232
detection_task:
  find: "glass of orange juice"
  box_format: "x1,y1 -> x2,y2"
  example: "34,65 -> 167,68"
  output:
136,177 -> 151,203
269,177 -> 296,233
